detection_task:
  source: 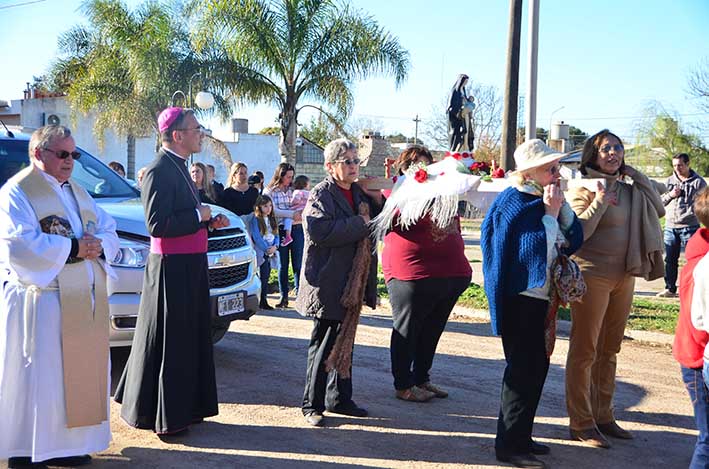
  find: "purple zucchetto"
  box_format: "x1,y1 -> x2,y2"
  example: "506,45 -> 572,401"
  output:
158,107 -> 184,133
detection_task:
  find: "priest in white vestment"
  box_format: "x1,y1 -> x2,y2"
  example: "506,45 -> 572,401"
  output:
0,125 -> 118,468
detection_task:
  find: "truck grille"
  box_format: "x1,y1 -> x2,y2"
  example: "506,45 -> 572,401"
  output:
209,263 -> 250,289
208,235 -> 247,251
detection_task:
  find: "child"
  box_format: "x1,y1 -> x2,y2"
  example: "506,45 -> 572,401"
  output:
250,195 -> 280,310
677,188 -> 709,468
281,175 -> 310,247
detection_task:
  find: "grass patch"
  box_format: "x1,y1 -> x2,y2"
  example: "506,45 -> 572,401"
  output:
559,298 -> 677,334
626,298 -> 679,334
457,282 -> 488,309
376,275 -> 678,335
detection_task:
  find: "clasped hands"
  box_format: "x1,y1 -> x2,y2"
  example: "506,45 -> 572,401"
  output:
198,204 -> 231,230
77,234 -> 103,260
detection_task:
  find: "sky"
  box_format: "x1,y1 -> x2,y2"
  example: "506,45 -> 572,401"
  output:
1,0 -> 708,146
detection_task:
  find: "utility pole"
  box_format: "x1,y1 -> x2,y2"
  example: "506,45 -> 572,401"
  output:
500,0 -> 523,171
413,114 -> 421,144
525,0 -> 540,141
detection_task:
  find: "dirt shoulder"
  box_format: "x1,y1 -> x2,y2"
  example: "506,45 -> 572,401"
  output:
81,301 -> 694,469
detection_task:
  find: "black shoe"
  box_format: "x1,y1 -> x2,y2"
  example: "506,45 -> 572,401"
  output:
529,440 -> 550,455
42,455 -> 92,467
156,426 -> 190,442
495,451 -> 546,468
328,402 -> 368,417
275,299 -> 289,308
8,457 -> 48,469
259,301 -> 274,310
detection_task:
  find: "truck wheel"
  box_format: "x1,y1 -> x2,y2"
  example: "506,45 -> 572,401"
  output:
211,322 -> 229,344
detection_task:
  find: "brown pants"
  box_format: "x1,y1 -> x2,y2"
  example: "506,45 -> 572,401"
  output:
565,273 -> 634,430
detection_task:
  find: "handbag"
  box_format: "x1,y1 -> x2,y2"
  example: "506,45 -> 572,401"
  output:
544,246 -> 587,357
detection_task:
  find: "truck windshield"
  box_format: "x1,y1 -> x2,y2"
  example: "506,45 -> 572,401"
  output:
0,139 -> 139,199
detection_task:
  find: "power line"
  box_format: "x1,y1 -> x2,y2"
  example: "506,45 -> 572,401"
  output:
0,0 -> 46,10
563,112 -> 709,121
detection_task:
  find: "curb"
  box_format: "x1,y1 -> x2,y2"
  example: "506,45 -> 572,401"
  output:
448,304 -> 674,347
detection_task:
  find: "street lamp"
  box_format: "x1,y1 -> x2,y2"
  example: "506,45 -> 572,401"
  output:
548,106 -> 565,143
171,73 -> 214,110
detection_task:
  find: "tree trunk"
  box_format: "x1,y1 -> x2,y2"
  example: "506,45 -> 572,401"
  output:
279,104 -> 298,168
126,134 -> 136,179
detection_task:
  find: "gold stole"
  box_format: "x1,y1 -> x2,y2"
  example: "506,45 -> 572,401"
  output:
16,166 -> 109,428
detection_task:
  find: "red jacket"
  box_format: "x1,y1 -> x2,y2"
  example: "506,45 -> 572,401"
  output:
673,228 -> 709,368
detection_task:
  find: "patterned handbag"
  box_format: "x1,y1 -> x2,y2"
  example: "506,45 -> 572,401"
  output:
544,247 -> 587,357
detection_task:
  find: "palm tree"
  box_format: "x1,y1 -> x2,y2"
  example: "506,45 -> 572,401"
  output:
190,0 -> 410,165
48,0 -> 233,178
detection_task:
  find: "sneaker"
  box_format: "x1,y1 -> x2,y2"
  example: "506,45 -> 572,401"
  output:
656,289 -> 678,298
304,412 -> 324,426
419,381 -> 448,398
395,385 -> 436,402
281,235 -> 293,247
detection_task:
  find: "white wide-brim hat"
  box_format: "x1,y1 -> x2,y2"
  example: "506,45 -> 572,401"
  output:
514,139 -> 565,172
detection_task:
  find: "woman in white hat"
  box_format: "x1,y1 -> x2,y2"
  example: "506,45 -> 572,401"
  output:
481,139 -> 583,468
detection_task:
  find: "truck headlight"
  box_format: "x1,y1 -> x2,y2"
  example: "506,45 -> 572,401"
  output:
110,240 -> 149,268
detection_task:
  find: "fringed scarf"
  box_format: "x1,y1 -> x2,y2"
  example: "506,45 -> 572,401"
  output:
324,235 -> 372,377
371,156 -> 482,240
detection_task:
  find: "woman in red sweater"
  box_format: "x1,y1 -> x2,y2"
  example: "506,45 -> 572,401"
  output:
381,146 -> 472,402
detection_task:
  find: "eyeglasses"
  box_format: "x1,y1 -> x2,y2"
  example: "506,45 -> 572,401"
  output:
177,125 -> 204,133
546,165 -> 560,174
44,148 -> 81,160
599,144 -> 624,153
334,158 -> 361,166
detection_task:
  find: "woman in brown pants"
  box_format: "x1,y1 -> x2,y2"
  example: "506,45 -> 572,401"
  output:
565,129 -> 665,449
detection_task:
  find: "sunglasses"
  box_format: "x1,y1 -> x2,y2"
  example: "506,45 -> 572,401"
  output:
599,144 -> 624,153
44,148 -> 81,160
335,158 -> 361,166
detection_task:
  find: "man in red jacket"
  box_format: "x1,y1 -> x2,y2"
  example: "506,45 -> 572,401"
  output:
674,187 -> 709,469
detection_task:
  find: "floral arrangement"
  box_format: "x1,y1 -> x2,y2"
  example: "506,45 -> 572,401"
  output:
468,161 -> 490,176
405,161 -> 430,183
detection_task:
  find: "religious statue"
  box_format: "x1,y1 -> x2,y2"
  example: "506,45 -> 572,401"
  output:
447,74 -> 476,152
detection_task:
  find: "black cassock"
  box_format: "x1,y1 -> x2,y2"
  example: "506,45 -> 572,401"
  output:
115,149 -> 218,434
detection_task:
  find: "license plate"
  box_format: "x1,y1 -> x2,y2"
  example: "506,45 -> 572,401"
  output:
217,292 -> 245,317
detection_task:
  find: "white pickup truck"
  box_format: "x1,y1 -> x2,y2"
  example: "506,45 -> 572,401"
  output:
0,131 -> 261,346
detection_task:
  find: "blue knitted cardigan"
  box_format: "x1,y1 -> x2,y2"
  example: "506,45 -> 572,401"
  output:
481,187 -> 583,335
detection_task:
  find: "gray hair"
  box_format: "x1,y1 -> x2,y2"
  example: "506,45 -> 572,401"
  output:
323,138 -> 357,168
29,125 -> 72,159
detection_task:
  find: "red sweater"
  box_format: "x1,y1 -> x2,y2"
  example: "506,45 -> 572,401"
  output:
382,215 -> 472,282
673,228 -> 709,368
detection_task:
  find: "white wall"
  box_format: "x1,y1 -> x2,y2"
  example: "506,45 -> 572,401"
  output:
219,133 -> 281,185
18,97 -> 281,184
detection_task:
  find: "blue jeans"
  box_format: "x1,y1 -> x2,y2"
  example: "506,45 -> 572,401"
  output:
277,223 -> 304,302
682,364 -> 709,468
664,226 -> 699,293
